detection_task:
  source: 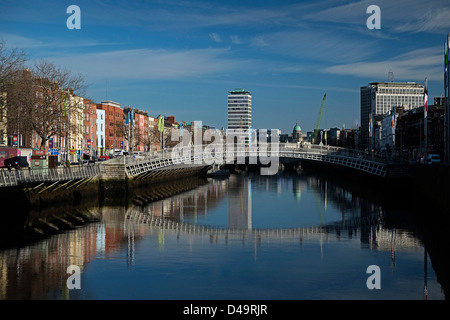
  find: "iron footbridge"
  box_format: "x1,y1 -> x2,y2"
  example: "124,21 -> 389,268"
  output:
123,145 -> 388,179
0,145 -> 391,188
279,145 -> 387,177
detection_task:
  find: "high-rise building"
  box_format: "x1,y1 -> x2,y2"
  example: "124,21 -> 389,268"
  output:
228,88 -> 252,145
228,89 -> 252,129
360,82 -> 424,150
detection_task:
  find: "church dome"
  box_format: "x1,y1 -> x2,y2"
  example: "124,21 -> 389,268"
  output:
293,120 -> 301,132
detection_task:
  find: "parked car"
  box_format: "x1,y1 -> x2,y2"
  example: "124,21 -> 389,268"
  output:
426,154 -> 441,164
3,156 -> 29,168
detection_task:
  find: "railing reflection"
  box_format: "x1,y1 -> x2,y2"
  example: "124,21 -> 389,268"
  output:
0,173 -> 433,300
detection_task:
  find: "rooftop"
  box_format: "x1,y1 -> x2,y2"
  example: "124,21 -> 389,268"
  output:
229,88 -> 251,95
367,81 -> 423,88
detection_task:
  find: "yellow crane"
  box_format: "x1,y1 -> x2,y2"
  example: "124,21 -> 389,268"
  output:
313,93 -> 327,144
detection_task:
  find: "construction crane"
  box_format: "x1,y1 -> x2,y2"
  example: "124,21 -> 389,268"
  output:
313,93 -> 327,144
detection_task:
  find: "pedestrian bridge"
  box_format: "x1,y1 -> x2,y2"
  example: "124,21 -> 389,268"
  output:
0,144 -> 392,188
123,144 -> 388,179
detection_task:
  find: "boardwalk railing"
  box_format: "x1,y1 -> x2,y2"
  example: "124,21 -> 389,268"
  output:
0,165 -> 102,188
123,144 -> 388,178
0,144 -> 390,188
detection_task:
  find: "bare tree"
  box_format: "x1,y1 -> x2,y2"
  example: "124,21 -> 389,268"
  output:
147,125 -> 160,152
3,69 -> 34,145
22,59 -> 87,149
0,40 -> 26,145
117,119 -> 142,152
0,39 -> 26,91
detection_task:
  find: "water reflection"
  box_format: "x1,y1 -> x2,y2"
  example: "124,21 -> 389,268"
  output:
0,172 -> 447,300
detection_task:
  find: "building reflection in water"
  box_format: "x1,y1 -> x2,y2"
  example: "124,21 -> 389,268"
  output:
228,175 -> 252,230
0,172 -> 445,300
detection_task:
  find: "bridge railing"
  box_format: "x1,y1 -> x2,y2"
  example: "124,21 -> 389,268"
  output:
120,144 -> 388,168
0,164 -> 102,187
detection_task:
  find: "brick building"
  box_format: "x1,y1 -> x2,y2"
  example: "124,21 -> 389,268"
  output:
83,99 -> 97,157
96,101 -> 124,154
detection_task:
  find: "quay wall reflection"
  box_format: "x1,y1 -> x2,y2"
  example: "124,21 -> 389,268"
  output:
0,172 -> 442,299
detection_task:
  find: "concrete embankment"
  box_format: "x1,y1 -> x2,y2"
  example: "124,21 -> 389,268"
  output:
412,164 -> 450,210
0,163 -> 210,248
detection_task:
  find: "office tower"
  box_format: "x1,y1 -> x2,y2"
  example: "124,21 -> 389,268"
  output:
227,88 -> 252,136
360,82 -> 424,150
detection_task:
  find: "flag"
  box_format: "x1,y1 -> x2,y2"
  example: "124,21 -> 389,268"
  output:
158,115 -> 164,132
391,108 -> 394,128
423,77 -> 428,113
445,35 -> 449,90
389,105 -> 397,128
126,107 -> 133,125
445,35 -> 449,68
62,96 -> 69,116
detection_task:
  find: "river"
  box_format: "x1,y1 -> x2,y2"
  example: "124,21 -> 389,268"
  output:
0,170 -> 447,301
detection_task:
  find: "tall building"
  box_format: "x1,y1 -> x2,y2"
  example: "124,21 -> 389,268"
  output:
227,89 -> 252,144
360,82 -> 424,150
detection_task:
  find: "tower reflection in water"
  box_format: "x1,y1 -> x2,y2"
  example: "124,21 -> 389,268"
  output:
228,175 -> 252,230
0,173 -> 445,300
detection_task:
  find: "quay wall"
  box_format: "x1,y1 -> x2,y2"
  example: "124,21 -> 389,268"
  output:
412,164 -> 450,211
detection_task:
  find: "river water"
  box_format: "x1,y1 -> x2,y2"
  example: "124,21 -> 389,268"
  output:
0,171 -> 447,300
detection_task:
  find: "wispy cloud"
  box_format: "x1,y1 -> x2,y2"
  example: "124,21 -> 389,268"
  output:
306,0 -> 450,34
324,46 -> 442,81
46,48 -> 247,80
0,32 -> 123,51
394,7 -> 450,33
251,36 -> 267,47
209,33 -> 222,43
230,35 -> 242,44
249,29 -> 377,64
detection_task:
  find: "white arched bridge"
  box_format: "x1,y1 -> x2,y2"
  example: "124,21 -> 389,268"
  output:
1,144 -> 409,188
122,144 -> 390,179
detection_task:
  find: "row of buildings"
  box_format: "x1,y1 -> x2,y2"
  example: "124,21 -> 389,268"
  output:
278,80 -> 447,163
0,69 -> 185,162
360,81 -> 448,162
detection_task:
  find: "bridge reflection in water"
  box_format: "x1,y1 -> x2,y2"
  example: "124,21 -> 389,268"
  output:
0,172 -> 444,300
124,173 -> 423,263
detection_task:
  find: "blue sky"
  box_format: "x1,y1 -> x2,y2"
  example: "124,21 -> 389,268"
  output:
1,0 -> 449,133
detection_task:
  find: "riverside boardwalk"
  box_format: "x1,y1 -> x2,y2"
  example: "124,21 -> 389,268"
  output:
1,144 -> 412,189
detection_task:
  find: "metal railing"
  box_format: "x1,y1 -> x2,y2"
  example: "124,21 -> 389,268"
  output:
0,144 -> 390,187
122,144 -> 388,178
0,164 -> 102,187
